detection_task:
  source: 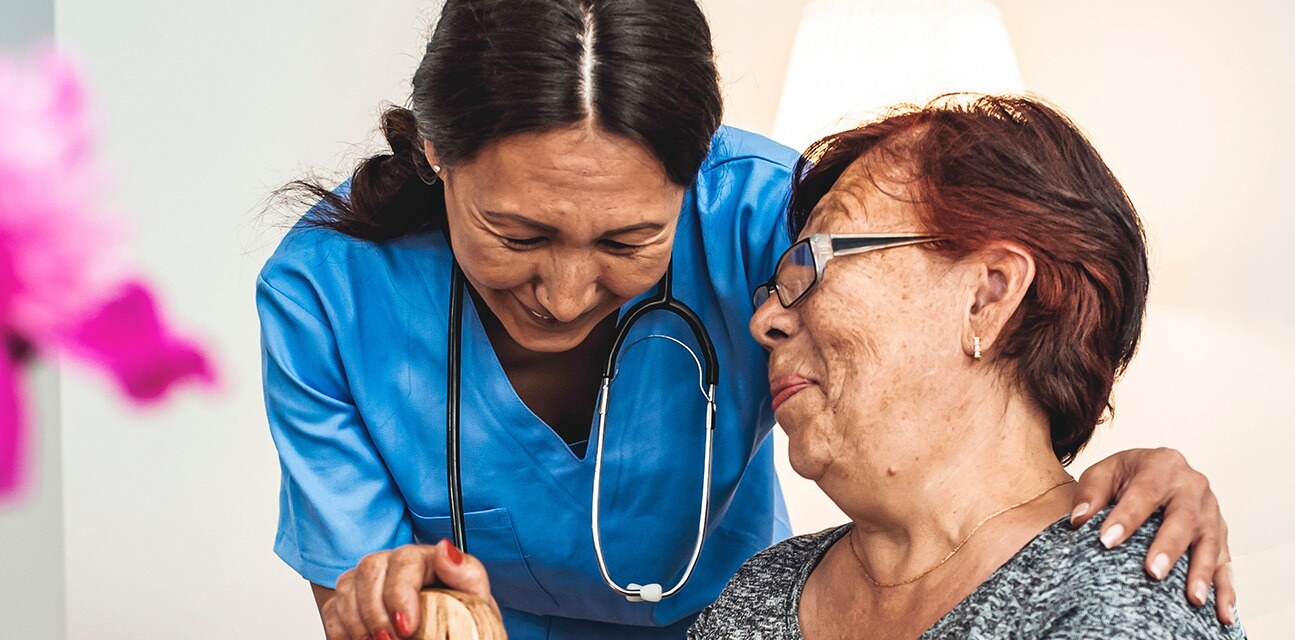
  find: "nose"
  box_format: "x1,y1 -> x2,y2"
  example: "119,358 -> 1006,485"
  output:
749,293 -> 800,351
535,250 -> 600,323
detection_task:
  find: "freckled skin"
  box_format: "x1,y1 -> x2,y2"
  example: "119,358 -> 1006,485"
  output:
750,151 -> 1074,639
754,158 -> 976,493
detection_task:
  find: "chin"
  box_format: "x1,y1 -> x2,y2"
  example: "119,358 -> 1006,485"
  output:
779,411 -> 833,482
786,438 -> 832,482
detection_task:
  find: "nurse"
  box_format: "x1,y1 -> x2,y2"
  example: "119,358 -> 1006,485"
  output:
258,1 -> 1236,639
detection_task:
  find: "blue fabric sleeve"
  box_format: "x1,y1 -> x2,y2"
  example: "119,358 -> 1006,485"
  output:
257,266 -> 413,588
697,131 -> 798,304
735,158 -> 795,296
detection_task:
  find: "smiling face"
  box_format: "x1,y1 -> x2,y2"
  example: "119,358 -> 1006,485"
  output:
430,126 -> 685,352
750,156 -> 978,484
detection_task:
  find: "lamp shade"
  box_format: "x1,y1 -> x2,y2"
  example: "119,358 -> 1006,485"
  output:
772,0 -> 1025,152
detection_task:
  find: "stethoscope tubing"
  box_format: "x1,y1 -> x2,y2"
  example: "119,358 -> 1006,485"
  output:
590,264 -> 720,602
444,260 -> 719,602
590,378 -> 716,602
446,262 -> 469,552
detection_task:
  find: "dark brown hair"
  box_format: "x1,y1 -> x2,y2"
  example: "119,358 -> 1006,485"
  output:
790,94 -> 1149,464
280,0 -> 722,241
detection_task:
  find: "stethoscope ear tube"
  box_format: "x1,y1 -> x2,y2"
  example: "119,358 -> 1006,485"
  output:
447,262 -> 468,552
591,262 -> 719,603
602,265 -> 720,387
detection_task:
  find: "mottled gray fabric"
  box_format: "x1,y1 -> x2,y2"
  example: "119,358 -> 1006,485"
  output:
688,510 -> 1245,639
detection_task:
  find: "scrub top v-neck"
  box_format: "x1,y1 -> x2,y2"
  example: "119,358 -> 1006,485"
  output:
258,126 -> 798,639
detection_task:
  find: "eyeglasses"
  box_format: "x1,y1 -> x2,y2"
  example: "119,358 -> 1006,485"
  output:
752,234 -> 939,309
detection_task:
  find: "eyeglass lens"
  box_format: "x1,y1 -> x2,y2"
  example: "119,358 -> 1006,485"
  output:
775,241 -> 818,306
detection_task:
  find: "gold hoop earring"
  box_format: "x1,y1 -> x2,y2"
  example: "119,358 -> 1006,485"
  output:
973,336 -> 982,360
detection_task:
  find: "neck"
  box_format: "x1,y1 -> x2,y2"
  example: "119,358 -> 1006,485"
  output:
820,377 -> 1074,588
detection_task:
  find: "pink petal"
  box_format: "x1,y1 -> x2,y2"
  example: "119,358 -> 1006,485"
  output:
0,351 -> 28,499
0,48 -> 124,347
61,281 -> 216,403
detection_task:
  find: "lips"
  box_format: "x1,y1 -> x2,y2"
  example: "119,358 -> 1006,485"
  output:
511,293 -> 560,326
769,374 -> 814,411
525,306 -> 554,322
512,293 -> 603,331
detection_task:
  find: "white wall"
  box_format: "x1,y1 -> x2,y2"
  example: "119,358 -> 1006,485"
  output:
998,4 -> 1295,635
719,1 -> 1295,635
0,362 -> 65,638
1,0 -> 1285,638
0,2 -> 67,637
52,1 -> 437,637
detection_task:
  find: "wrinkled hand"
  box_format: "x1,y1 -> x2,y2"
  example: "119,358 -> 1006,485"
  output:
322,540 -> 499,640
1070,447 -> 1236,625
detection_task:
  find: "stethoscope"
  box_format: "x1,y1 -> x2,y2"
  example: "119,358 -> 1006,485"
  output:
445,259 -> 719,604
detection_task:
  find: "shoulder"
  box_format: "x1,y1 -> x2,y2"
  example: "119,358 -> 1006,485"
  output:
686,128 -> 800,273
689,525 -> 847,639
701,126 -> 800,175
258,183 -> 445,305
1005,510 -> 1245,639
729,524 -> 843,586
691,127 -> 798,213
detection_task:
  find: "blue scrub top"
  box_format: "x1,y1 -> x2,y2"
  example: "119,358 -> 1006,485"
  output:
258,126 -> 798,639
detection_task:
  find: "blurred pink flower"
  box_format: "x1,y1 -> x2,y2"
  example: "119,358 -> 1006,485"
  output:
1,49 -> 216,499
0,50 -> 121,341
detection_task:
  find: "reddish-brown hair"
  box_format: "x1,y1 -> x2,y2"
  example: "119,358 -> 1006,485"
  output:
790,94 -> 1149,464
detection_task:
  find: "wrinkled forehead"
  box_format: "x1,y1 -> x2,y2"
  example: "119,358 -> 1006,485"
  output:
801,144 -> 926,238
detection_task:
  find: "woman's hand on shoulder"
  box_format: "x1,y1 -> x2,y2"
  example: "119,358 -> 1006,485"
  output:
317,540 -> 499,640
1069,447 -> 1237,626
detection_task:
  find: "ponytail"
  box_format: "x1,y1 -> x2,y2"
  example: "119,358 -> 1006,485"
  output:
278,106 -> 446,241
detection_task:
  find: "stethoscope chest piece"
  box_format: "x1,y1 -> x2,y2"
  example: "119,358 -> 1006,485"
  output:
625,582 -> 664,603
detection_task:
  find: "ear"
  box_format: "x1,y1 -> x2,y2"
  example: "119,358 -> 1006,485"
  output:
423,140 -> 443,176
959,241 -> 1036,360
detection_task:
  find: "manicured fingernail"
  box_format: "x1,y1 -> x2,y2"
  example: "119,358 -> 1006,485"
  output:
377,631 -> 393,640
1149,553 -> 1170,580
362,635 -> 373,640
1070,502 -> 1090,523
1100,523 -> 1124,549
1227,604 -> 1238,625
445,540 -> 464,565
1193,582 -> 1208,605
394,611 -> 411,637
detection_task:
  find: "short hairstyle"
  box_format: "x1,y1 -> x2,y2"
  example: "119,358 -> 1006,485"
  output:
789,94 -> 1149,464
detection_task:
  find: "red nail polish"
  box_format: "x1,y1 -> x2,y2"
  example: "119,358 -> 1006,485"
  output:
445,540 -> 464,565
377,631 -> 394,640
394,610 -> 411,637
362,635 -> 373,640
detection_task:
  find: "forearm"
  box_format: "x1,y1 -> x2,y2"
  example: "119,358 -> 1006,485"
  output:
311,582 -> 336,616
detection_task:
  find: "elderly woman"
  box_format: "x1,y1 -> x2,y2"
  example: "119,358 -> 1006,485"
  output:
687,95 -> 1246,639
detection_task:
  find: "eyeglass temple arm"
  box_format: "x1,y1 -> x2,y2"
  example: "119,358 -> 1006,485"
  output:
828,234 -> 937,256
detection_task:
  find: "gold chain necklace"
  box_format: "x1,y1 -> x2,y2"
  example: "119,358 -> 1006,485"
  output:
847,478 -> 1076,588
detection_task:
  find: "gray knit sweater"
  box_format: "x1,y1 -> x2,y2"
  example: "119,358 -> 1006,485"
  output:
688,510 -> 1245,639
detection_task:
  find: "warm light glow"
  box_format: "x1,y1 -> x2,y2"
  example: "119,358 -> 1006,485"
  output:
773,0 -> 1025,152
